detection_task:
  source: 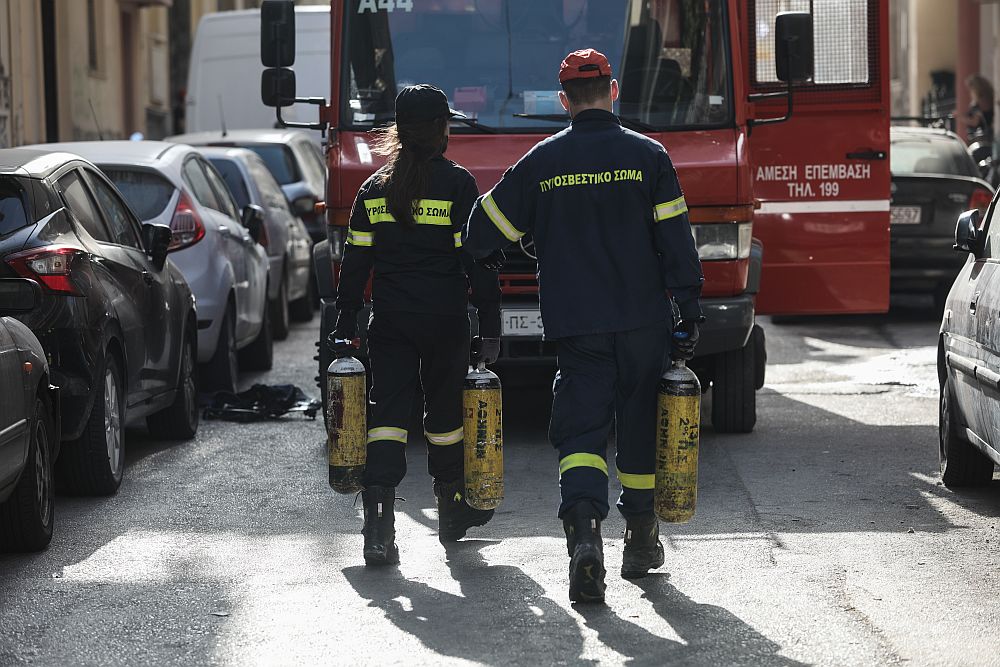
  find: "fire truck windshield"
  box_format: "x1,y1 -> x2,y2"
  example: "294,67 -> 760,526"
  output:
342,0 -> 732,132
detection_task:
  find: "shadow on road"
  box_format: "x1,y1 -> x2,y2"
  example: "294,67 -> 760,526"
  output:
344,540 -> 592,665
578,574 -> 807,666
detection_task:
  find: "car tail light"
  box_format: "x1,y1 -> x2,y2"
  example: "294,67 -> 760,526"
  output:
5,246 -> 84,295
970,188 -> 993,215
169,191 -> 206,251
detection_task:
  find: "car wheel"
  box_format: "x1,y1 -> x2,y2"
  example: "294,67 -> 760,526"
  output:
939,378 -> 994,487
290,277 -> 316,323
147,335 -> 199,440
270,278 -> 290,341
56,353 -> 125,496
205,306 -> 238,393
0,397 -> 55,552
239,298 -> 274,372
711,334 -> 757,434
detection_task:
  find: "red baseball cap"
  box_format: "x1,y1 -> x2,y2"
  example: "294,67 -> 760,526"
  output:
559,49 -> 613,84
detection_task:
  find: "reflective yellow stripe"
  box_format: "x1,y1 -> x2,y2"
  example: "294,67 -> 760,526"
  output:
347,229 -> 374,247
364,198 -> 453,226
453,232 -> 463,248
425,426 -> 464,446
482,192 -> 523,241
655,196 -> 688,222
559,453 -> 608,476
367,427 -> 408,444
617,470 -> 655,490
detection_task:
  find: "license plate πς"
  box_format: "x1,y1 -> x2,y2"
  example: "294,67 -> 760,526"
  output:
890,206 -> 921,225
501,309 -> 544,336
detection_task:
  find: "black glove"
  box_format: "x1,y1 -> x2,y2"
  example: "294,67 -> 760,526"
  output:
475,249 -> 506,272
470,336 -> 501,367
671,320 -> 700,361
328,310 -> 359,358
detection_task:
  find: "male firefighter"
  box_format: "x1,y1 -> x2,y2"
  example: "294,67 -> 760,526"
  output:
464,49 -> 704,603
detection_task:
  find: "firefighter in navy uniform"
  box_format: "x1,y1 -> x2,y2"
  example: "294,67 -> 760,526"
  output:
332,85 -> 502,566
464,50 -> 704,602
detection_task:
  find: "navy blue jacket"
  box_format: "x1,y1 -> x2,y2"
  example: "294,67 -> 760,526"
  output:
464,109 -> 703,340
336,156 -> 501,337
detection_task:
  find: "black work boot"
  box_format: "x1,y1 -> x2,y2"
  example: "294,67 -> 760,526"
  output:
434,479 -> 494,543
563,502 -> 606,603
361,486 -> 399,566
621,512 -> 665,579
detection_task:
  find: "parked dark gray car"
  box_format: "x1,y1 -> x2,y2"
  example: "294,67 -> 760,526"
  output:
0,149 -> 199,496
938,205 -> 1000,487
0,279 -> 58,552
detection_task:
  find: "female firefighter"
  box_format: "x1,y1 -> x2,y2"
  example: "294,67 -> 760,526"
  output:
331,84 -> 503,566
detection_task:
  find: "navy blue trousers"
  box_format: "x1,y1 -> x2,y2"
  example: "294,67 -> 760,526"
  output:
549,323 -> 669,519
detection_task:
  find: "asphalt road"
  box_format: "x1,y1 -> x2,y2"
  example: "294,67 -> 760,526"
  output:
2,309 -> 999,666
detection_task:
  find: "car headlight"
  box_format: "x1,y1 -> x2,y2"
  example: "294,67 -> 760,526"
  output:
691,222 -> 752,261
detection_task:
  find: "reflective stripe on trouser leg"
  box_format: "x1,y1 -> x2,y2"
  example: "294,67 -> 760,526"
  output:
613,323 -> 669,517
363,312 -> 420,488
418,312 -> 470,484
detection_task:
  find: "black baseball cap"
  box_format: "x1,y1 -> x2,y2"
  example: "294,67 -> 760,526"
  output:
394,84 -> 465,124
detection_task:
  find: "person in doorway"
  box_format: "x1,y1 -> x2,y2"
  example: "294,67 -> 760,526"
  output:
464,49 -> 704,603
965,74 -> 994,142
331,84 -> 502,566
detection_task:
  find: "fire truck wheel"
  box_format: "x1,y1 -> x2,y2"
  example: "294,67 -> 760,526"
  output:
939,377 -> 994,487
711,335 -> 757,434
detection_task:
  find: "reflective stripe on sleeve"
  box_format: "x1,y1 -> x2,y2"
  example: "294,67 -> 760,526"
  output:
559,453 -> 609,477
617,470 -> 655,490
454,232 -> 463,248
347,229 -> 374,247
425,426 -> 464,446
367,427 -> 409,444
482,192 -> 523,241
655,196 -> 688,222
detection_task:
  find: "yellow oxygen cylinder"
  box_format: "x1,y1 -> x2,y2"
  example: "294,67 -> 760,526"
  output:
327,355 -> 367,494
463,364 -> 503,510
654,360 -> 701,523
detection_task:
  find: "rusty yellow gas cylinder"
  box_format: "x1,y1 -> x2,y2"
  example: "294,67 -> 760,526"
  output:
327,355 -> 366,494
654,361 -> 701,523
463,365 -> 503,510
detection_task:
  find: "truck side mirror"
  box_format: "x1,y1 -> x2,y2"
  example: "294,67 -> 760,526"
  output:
775,12 -> 814,83
954,209 -> 984,256
261,0 -> 295,68
261,67 -> 297,108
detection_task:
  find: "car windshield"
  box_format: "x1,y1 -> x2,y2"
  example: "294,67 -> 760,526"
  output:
243,145 -> 301,185
101,168 -> 176,221
891,136 -> 980,178
0,177 -> 30,237
208,158 -> 251,209
342,0 -> 731,132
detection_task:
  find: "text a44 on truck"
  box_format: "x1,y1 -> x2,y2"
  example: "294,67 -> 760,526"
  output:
258,0 -> 890,435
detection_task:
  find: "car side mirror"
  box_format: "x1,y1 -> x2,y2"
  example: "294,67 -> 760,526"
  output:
0,278 -> 41,314
775,12 -> 814,83
954,209 -> 984,256
291,196 -> 315,217
142,223 -> 173,270
242,204 -> 266,244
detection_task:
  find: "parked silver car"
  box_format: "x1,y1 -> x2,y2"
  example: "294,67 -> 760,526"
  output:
938,205 -> 1000,487
0,279 -> 58,552
167,129 -> 328,242
198,146 -> 314,340
34,141 -> 273,392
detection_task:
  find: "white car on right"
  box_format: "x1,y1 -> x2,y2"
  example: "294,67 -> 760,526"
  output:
40,141 -> 273,392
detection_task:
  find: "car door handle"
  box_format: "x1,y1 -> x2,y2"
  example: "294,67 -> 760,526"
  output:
142,270 -> 154,286
218,225 -> 230,237
846,150 -> 886,160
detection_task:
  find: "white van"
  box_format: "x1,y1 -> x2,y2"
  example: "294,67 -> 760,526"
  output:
185,7 -> 330,140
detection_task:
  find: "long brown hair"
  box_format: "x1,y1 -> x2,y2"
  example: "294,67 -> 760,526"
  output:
370,117 -> 448,226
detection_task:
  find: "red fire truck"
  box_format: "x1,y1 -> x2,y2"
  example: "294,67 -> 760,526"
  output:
259,0 -> 889,434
